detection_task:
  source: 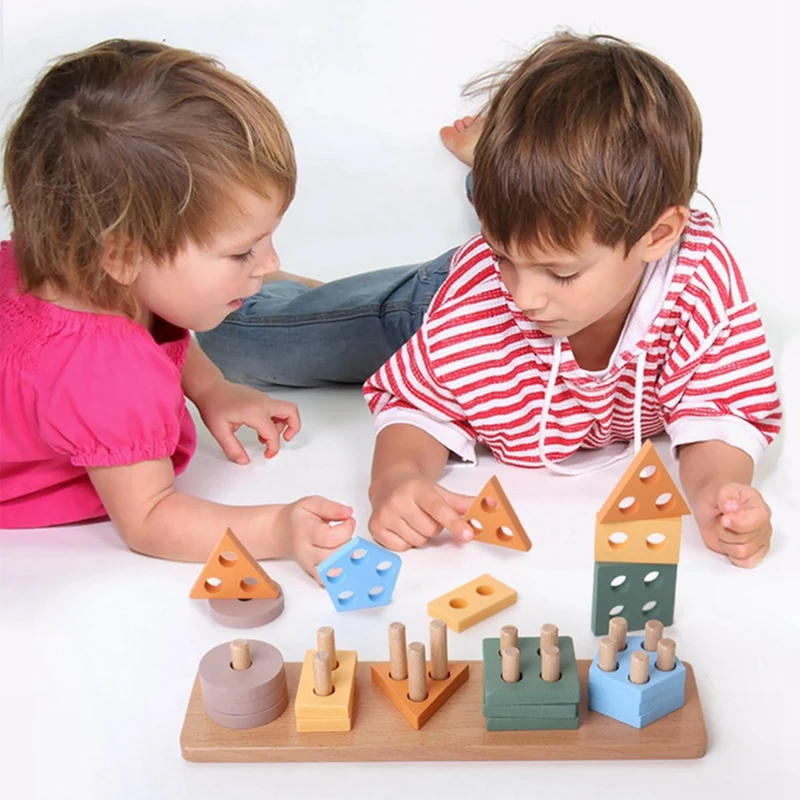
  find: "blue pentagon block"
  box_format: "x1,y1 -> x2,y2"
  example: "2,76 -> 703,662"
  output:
588,635 -> 686,726
316,536 -> 401,612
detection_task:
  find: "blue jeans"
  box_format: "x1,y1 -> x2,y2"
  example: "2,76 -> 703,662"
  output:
196,248 -> 456,388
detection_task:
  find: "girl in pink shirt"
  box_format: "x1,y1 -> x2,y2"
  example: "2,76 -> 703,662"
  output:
0,39 -> 354,577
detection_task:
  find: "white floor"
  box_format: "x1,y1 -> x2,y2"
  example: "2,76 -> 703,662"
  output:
1,386 -> 797,800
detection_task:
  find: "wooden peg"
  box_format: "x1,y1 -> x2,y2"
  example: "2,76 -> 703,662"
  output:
501,646 -> 521,683
541,645 -> 560,682
657,637 -> 677,671
540,623 -> 558,650
230,639 -> 251,671
388,622 -> 408,680
312,651 -> 333,696
500,625 -> 518,651
599,636 -> 618,672
407,642 -> 428,702
430,619 -> 449,681
643,620 -> 664,652
629,650 -> 650,685
609,617 -> 628,651
317,626 -> 336,671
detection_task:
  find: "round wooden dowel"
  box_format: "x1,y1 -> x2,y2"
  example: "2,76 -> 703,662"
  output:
643,620 -> 664,652
388,622 -> 408,680
500,625 -> 518,652
540,623 -> 558,650
317,626 -> 337,671
541,645 -> 560,682
599,636 -> 618,672
430,620 -> 449,681
656,638 -> 677,671
629,650 -> 650,685
501,646 -> 520,683
609,617 -> 628,651
230,639 -> 251,671
408,642 -> 428,702
312,651 -> 333,697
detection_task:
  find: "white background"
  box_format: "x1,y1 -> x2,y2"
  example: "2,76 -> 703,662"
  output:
1,2 -> 799,799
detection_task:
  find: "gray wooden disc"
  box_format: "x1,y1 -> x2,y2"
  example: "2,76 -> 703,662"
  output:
203,693 -> 288,729
199,639 -> 285,703
201,676 -> 287,715
208,588 -> 285,628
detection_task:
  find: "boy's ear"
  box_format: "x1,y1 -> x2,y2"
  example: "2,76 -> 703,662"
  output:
101,236 -> 141,286
640,206 -> 690,261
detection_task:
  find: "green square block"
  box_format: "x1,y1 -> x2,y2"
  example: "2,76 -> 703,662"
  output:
486,715 -> 581,731
591,562 -> 677,636
482,701 -> 578,719
483,636 -> 580,707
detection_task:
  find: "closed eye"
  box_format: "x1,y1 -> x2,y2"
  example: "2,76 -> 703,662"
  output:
549,271 -> 579,285
231,249 -> 255,263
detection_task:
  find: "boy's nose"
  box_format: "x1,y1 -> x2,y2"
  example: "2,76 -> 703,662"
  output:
253,249 -> 280,277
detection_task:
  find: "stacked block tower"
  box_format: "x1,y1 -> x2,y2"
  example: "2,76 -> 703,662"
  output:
591,441 -> 691,635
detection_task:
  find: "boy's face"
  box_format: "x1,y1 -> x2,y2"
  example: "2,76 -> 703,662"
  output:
131,188 -> 285,331
483,230 -> 650,339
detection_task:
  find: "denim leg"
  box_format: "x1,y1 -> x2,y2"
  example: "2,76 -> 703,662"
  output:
196,248 -> 457,389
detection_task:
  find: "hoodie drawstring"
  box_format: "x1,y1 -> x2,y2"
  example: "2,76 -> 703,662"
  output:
537,338 -> 646,476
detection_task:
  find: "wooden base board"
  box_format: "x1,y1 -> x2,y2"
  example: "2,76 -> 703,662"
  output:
180,659 -> 706,762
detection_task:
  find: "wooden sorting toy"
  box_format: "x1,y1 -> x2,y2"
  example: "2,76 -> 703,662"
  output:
316,536 -> 401,612
482,624 -> 580,731
591,441 -> 689,635
588,620 -> 686,729
294,627 -> 358,732
371,620 -> 469,730
464,476 -> 532,552
428,574 -> 517,632
198,639 -> 288,729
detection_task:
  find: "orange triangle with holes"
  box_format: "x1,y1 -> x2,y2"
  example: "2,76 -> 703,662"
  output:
189,528 -> 280,599
464,476 -> 531,552
596,440 -> 691,524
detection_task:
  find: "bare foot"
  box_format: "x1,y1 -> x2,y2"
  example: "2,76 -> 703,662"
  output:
439,115 -> 485,167
262,270 -> 324,289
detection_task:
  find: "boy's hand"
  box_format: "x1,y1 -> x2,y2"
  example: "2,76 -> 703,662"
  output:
276,497 -> 356,582
694,483 -> 771,567
368,472 -> 475,551
194,379 -> 301,464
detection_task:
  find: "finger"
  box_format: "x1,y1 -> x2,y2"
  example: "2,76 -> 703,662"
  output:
302,496 -> 354,522
368,522 -> 413,553
719,538 -> 767,563
400,505 -> 443,540
720,506 -> 770,533
423,489 -> 474,541
716,483 -> 751,514
438,487 -> 478,516
391,517 -> 430,549
274,405 -> 301,441
248,416 -> 280,459
208,422 -> 249,465
728,543 -> 769,568
312,518 -> 357,549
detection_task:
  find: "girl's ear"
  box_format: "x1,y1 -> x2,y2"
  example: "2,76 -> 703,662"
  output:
640,206 -> 690,261
101,236 -> 141,286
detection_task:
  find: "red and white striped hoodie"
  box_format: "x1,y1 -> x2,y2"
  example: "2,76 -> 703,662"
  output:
363,211 -> 781,473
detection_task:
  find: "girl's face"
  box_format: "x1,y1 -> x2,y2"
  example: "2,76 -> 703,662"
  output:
131,189 -> 284,332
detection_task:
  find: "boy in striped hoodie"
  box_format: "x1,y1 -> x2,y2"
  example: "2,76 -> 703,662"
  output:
364,33 -> 781,567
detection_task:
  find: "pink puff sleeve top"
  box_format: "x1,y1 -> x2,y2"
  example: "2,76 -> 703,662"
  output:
0,240 -> 197,528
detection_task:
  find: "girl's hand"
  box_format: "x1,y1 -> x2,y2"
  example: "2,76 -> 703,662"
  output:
694,483 -> 772,567
194,379 -> 301,464
276,497 -> 356,582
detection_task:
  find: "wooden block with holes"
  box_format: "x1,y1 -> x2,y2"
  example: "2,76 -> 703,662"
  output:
427,574 -> 517,632
464,476 -> 532,552
594,518 -> 682,564
190,528 -> 280,600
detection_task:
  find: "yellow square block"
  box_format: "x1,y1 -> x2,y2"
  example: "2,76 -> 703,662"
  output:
295,715 -> 353,732
294,650 -> 357,721
427,574 -> 517,633
594,517 -> 682,564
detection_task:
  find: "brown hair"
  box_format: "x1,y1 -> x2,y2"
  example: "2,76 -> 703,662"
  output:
3,39 -> 296,316
468,32 -> 702,255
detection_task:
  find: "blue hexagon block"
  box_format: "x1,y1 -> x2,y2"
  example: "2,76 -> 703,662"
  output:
587,635 -> 686,728
316,536 -> 402,612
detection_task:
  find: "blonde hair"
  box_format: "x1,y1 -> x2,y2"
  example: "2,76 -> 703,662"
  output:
3,39 -> 296,316
468,32 -> 703,255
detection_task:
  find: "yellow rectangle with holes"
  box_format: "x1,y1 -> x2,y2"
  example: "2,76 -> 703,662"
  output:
294,650 -> 357,722
594,517 -> 682,564
427,574 -> 517,633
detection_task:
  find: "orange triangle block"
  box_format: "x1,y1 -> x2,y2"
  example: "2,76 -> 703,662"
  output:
189,528 -> 280,599
371,661 -> 469,729
464,476 -> 531,552
597,440 -> 691,524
